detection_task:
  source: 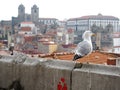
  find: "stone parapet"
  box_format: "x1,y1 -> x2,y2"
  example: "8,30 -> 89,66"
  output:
0,54 -> 120,90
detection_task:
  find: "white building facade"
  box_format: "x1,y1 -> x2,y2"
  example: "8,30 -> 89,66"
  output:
67,14 -> 119,32
20,22 -> 37,34
113,32 -> 120,53
39,18 -> 59,25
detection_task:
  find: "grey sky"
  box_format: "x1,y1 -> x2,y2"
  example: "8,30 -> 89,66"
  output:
0,0 -> 119,20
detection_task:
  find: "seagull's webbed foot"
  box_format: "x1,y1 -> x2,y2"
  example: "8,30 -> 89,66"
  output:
73,54 -> 83,61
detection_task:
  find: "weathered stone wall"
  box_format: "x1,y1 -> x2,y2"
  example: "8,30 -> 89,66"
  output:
72,64 -> 120,90
0,54 -> 120,90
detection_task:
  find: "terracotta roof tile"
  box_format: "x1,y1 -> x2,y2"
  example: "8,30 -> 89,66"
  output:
24,36 -> 34,41
21,27 -> 31,31
68,14 -> 119,21
67,29 -> 74,33
39,51 -> 119,65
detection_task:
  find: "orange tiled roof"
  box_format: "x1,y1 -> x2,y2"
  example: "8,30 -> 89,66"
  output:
67,29 -> 74,34
21,27 -> 31,31
39,51 -> 119,64
0,50 -> 9,55
24,36 -> 34,41
75,51 -> 118,64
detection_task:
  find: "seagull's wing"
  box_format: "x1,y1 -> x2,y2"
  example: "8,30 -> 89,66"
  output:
75,41 -> 92,56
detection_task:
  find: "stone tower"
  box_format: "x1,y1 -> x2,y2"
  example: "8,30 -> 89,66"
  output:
31,4 -> 39,23
18,4 -> 25,23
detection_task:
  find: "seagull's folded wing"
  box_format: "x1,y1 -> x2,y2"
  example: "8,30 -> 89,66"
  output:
75,41 -> 92,56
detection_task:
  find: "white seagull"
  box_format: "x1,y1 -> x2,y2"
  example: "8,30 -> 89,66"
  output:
73,30 -> 95,61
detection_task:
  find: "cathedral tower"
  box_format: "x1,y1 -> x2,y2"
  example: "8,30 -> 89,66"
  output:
18,4 -> 25,22
31,4 -> 39,23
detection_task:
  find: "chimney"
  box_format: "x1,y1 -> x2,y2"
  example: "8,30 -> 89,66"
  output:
107,58 -> 116,65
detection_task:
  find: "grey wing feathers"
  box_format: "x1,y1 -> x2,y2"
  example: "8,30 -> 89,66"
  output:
75,41 -> 91,56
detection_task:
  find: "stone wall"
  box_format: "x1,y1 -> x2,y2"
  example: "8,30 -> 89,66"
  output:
0,54 -> 120,90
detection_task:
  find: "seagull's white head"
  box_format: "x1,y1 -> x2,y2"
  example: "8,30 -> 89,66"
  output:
82,30 -> 94,41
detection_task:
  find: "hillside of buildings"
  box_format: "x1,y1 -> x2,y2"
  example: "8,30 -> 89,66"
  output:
0,4 -> 120,90
0,4 -> 120,62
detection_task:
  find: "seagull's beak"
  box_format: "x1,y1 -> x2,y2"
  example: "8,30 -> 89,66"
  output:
92,33 -> 96,37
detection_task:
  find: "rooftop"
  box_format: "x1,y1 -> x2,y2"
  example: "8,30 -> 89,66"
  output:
21,27 -> 31,31
68,14 -> 119,21
113,32 -> 120,38
38,51 -> 119,65
0,49 -> 120,65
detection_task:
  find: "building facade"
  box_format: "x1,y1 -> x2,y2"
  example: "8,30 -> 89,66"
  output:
12,4 -> 59,34
67,14 -> 119,32
113,32 -> 120,53
39,18 -> 59,25
67,14 -> 119,44
20,22 -> 37,34
38,38 -> 57,54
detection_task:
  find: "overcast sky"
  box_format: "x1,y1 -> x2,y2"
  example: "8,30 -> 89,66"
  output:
0,0 -> 120,20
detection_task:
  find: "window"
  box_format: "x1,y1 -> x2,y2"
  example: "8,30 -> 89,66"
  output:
34,10 -> 37,13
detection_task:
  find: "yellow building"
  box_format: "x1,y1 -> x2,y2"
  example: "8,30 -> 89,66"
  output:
38,38 -> 57,54
49,44 -> 57,54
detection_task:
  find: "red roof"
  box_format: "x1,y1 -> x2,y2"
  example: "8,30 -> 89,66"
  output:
21,27 -> 31,31
45,31 -> 57,36
39,51 -> 119,65
67,29 -> 74,33
114,46 -> 120,48
62,44 -> 76,48
113,33 -> 120,38
68,14 -> 119,21
24,36 -> 34,41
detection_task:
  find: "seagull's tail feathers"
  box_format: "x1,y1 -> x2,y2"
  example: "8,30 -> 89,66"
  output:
73,54 -> 83,61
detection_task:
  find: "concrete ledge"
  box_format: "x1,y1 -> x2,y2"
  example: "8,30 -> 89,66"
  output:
75,63 -> 120,75
0,55 -> 120,90
72,63 -> 120,90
